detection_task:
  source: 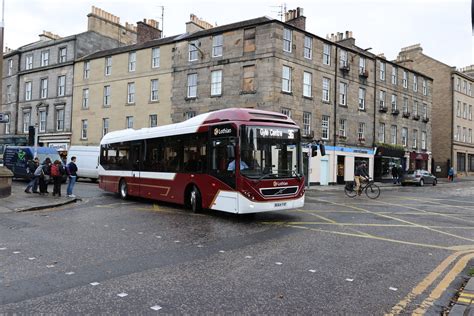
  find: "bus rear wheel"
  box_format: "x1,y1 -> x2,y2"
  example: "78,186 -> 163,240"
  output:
119,179 -> 128,199
189,186 -> 202,213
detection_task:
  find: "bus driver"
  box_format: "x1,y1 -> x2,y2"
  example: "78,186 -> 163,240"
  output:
227,159 -> 248,171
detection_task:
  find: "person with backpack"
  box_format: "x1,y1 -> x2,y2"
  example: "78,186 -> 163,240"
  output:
66,156 -> 78,198
38,157 -> 52,195
25,157 -> 40,193
51,159 -> 65,197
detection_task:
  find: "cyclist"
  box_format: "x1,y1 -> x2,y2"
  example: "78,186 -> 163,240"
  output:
354,161 -> 370,195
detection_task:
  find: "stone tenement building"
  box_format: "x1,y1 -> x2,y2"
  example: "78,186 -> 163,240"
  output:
397,45 -> 473,177
0,6 -> 158,151
169,10 -> 432,184
72,9 -> 432,185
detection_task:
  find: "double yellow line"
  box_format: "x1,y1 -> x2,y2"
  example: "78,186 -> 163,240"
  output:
387,250 -> 474,315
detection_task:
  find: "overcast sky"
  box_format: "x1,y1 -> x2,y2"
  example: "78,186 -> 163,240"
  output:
3,0 -> 473,67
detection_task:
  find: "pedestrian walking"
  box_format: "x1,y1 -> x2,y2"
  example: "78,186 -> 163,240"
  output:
397,166 -> 403,184
25,157 -> 40,193
66,156 -> 78,198
51,159 -> 65,197
448,167 -> 455,182
38,158 -> 52,195
391,165 -> 399,184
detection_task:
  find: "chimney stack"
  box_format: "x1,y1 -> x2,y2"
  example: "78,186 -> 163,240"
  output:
87,6 -> 137,45
284,7 -> 306,30
186,14 -> 214,33
38,31 -> 62,41
137,19 -> 162,43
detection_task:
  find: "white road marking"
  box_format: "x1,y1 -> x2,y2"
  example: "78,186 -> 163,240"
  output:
13,251 -> 20,254
117,293 -> 128,297
219,250 -> 225,253
65,272 -> 75,275
346,278 -> 354,282
309,269 -> 316,273
0,247 -> 6,250
28,257 -> 36,260
138,232 -> 144,235
90,282 -> 100,286
389,287 -> 398,291
150,305 -> 162,311
46,265 -> 55,268
275,262 -> 283,265
245,256 -> 252,259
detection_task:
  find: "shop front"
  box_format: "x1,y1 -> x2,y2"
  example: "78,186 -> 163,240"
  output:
38,132 -> 71,154
308,145 -> 375,186
374,145 -> 406,182
409,151 -> 430,171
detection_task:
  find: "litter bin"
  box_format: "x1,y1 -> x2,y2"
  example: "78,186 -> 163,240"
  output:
0,166 -> 14,197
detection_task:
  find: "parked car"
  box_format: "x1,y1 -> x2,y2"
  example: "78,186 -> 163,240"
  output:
67,145 -> 100,182
401,169 -> 437,186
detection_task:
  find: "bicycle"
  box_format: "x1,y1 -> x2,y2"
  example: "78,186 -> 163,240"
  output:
344,178 -> 380,199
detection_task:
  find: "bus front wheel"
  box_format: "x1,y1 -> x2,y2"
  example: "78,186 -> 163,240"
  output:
119,179 -> 128,199
189,186 -> 202,213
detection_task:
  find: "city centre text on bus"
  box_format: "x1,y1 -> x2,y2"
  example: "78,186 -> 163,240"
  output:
99,108 -> 304,214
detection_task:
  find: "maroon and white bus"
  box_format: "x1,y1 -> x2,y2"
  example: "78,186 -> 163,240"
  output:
99,108 -> 304,214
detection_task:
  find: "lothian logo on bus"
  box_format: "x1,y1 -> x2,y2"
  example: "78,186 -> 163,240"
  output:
273,181 -> 288,187
214,127 -> 232,136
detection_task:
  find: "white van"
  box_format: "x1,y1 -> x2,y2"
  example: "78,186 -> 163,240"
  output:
67,146 -> 100,181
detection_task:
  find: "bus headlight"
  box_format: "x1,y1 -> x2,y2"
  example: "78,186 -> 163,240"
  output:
242,190 -> 255,200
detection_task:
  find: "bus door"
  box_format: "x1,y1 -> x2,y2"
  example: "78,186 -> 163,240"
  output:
129,141 -> 143,196
209,138 -> 236,189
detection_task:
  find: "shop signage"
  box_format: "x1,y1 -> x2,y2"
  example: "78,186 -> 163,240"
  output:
409,152 -> 428,160
48,143 -> 69,151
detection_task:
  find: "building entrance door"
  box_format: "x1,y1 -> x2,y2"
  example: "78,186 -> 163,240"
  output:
320,158 -> 329,185
337,155 -> 345,184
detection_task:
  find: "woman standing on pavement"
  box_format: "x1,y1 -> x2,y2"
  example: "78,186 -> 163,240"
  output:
51,160 -> 65,197
38,158 -> 52,195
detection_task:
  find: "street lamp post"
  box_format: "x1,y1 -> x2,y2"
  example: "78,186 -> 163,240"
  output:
34,123 -> 38,158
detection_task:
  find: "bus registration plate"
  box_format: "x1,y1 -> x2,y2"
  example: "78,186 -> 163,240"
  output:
274,202 -> 287,207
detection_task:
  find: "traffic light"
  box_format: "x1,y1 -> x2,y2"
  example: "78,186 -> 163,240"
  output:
28,126 -> 35,146
311,141 -> 326,157
319,142 -> 326,156
311,144 -> 318,157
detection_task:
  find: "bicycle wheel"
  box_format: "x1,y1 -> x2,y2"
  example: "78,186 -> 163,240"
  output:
344,186 -> 357,198
365,183 -> 380,199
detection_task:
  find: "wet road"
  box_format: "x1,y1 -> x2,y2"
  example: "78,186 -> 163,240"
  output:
0,181 -> 473,314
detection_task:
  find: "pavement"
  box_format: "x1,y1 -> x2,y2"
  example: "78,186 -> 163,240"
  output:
0,180 -> 80,213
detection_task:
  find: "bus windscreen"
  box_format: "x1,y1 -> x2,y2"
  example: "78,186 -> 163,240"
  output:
240,126 -> 301,179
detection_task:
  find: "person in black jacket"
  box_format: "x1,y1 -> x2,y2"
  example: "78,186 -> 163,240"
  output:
38,157 -> 52,195
354,161 -> 369,195
24,157 -> 40,193
66,156 -> 78,198
391,165 -> 399,184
